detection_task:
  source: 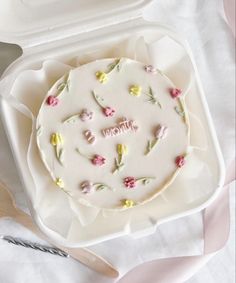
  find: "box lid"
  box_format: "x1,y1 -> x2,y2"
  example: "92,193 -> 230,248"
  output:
0,0 -> 152,48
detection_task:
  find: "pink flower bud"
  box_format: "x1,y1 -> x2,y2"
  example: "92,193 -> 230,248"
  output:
80,181 -> 94,194
170,88 -> 182,98
175,156 -> 186,168
80,109 -> 93,121
144,65 -> 157,74
92,155 -> 106,166
103,107 -> 115,117
46,95 -> 59,106
124,177 -> 136,189
155,125 -> 168,140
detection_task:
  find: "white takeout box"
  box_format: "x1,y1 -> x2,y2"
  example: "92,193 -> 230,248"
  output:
0,0 -> 225,247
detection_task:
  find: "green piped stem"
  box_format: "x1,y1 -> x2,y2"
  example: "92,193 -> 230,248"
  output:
113,154 -> 125,174
63,114 -> 79,124
145,138 -> 160,155
92,91 -> 105,109
76,148 -> 92,160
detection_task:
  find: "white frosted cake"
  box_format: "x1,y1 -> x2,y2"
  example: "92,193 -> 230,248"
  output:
36,58 -> 190,210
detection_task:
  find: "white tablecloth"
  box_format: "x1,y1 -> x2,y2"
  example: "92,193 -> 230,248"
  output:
0,0 -> 235,282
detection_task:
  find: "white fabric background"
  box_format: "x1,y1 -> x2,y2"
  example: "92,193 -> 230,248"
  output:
0,0 -> 235,282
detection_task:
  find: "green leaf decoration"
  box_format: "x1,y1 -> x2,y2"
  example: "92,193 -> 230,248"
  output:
63,114 -> 79,124
175,106 -> 185,117
55,146 -> 64,166
145,87 -> 162,108
143,178 -> 150,185
36,125 -> 43,137
56,75 -> 70,95
107,59 -> 122,74
94,183 -> 113,191
66,80 -> 70,91
96,185 -> 106,191
136,177 -> 155,185
58,149 -> 64,165
145,139 -> 159,155
57,82 -> 66,91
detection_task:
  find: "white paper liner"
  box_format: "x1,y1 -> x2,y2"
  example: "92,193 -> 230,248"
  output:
1,35 -> 213,245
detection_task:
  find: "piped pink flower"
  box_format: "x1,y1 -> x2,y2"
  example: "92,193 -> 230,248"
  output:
92,155 -> 106,166
80,181 -> 94,194
144,65 -> 157,74
80,109 -> 93,121
170,88 -> 182,99
46,95 -> 59,106
103,107 -> 115,117
175,155 -> 186,168
124,177 -> 136,189
146,124 -> 168,155
154,125 -> 168,140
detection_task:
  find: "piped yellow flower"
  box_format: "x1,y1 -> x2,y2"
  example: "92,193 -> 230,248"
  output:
96,71 -> 108,84
50,133 -> 64,146
129,85 -> 142,97
113,144 -> 128,173
55,178 -> 64,188
123,199 -> 135,208
117,144 -> 128,155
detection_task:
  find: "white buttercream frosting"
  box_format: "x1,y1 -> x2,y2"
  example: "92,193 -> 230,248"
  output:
36,58 -> 190,209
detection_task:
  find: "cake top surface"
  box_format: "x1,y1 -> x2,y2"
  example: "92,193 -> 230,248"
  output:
36,58 -> 190,210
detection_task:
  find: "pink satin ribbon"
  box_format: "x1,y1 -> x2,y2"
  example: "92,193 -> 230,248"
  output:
119,4 -> 236,281
224,0 -> 236,36
118,160 -> 235,283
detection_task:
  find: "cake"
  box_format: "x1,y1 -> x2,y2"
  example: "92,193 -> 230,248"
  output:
36,58 -> 190,210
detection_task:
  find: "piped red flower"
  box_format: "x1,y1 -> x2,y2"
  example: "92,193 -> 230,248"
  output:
92,155 -> 106,166
124,177 -> 136,189
175,155 -> 186,168
46,95 -> 59,106
170,88 -> 182,99
103,107 -> 115,117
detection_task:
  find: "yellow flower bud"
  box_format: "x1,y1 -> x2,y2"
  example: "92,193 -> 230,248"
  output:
117,144 -> 128,155
55,178 -> 64,188
96,71 -> 108,84
50,133 -> 64,146
129,85 -> 142,97
123,199 -> 135,208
